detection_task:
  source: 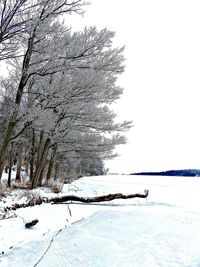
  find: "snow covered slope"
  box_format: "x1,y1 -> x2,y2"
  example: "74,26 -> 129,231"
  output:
1,175 -> 200,266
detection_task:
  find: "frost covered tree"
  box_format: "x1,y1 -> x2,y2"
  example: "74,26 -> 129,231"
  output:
26,26 -> 131,188
0,0 -> 87,180
0,1 -> 132,187
0,0 -> 85,60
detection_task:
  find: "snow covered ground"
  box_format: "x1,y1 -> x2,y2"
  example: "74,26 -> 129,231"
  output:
0,175 -> 200,266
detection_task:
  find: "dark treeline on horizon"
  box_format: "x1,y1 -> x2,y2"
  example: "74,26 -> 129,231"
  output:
131,169 -> 200,177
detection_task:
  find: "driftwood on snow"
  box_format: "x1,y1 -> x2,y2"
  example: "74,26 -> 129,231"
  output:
50,190 -> 149,204
25,219 -> 39,228
1,190 -> 149,213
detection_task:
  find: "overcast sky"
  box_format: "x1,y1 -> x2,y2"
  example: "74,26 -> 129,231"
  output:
68,0 -> 200,173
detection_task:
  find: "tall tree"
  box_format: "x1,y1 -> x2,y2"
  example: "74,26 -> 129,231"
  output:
0,5 -> 132,186
0,0 -> 86,179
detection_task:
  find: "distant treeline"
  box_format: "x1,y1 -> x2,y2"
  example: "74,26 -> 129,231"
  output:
131,169 -> 200,177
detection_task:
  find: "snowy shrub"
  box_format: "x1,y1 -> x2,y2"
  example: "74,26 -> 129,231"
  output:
0,183 -> 5,197
20,189 -> 43,205
0,182 -> 7,197
47,179 -> 64,194
11,182 -> 32,190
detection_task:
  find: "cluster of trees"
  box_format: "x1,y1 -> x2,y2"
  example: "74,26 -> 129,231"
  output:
0,0 -> 131,188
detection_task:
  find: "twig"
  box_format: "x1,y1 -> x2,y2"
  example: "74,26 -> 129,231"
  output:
33,228 -> 63,267
67,204 -> 72,217
32,216 -> 85,267
71,218 -> 84,225
17,215 -> 26,224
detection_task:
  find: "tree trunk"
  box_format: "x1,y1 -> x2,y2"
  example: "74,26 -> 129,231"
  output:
31,138 -> 51,188
38,159 -> 46,186
54,162 -> 59,180
25,159 -> 29,175
46,159 -> 54,181
35,131 -> 44,168
5,165 -> 8,173
7,142 -> 14,187
46,145 -> 57,180
15,153 -> 22,182
30,128 -> 35,182
24,129 -> 30,176
0,122 -> 16,179
0,32 -> 36,181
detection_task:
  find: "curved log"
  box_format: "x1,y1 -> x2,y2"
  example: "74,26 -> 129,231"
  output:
1,190 -> 149,215
51,190 -> 149,204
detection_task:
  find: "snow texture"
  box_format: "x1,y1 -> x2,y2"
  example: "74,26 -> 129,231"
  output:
1,175 -> 200,266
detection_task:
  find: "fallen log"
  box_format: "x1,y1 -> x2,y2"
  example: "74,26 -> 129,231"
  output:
3,196 -> 44,212
1,190 -> 149,214
50,190 -> 149,204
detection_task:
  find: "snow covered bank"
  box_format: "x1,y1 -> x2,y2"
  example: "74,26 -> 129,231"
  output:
1,175 -> 200,266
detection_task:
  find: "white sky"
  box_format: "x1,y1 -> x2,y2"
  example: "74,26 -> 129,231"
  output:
68,0 -> 200,173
